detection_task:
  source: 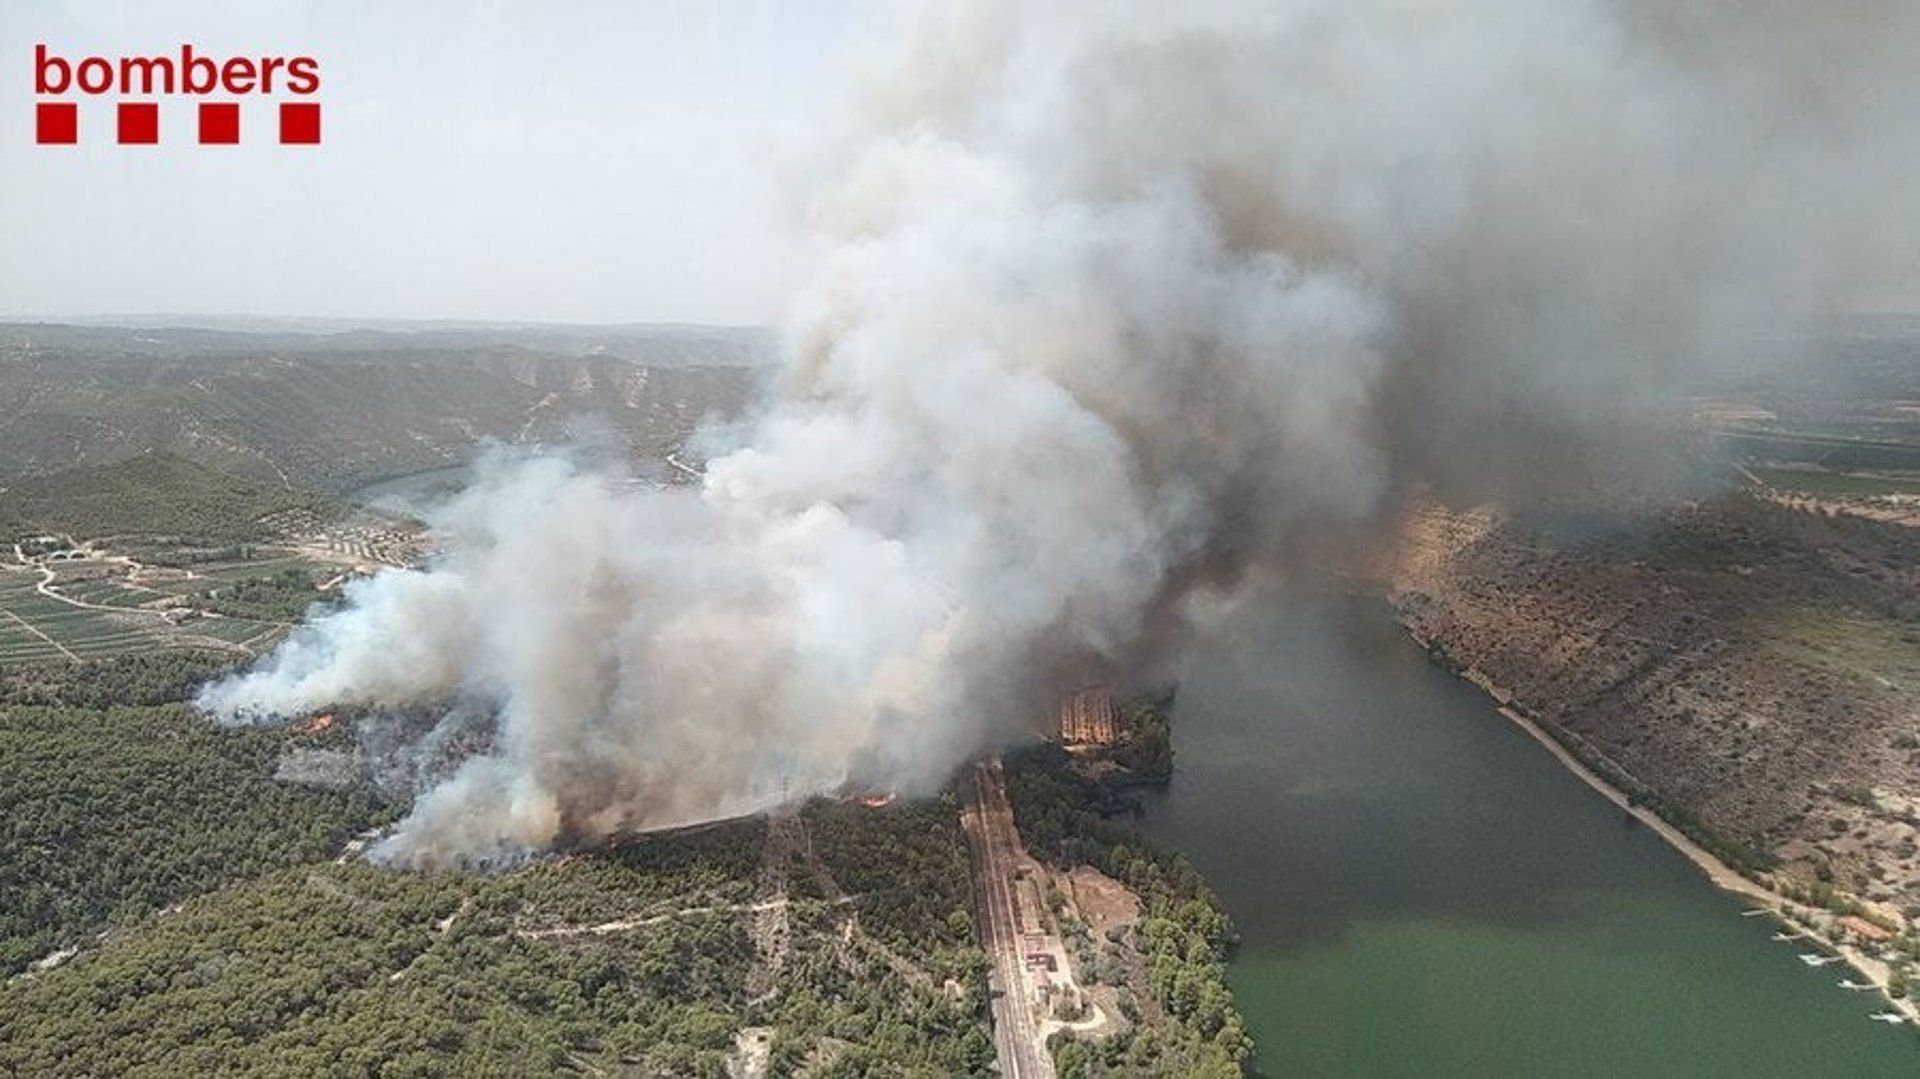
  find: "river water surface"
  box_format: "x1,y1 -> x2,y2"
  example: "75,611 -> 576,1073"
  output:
1141,577 -> 1918,1077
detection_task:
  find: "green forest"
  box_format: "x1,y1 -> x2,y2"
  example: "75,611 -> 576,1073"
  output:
0,644 -> 1255,1077
201,565 -> 333,622
0,453 -> 341,545
0,653 -> 387,976
0,649 -> 999,1075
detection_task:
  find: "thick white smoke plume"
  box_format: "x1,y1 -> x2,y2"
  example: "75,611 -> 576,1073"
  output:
199,0 -> 1920,865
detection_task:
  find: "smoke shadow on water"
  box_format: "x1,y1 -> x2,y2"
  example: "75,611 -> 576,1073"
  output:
1137,572 -> 1919,1078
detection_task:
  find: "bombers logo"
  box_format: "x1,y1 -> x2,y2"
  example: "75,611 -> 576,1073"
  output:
33,44 -> 322,146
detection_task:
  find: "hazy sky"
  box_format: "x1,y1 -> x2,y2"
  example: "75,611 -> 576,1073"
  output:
0,1 -> 876,324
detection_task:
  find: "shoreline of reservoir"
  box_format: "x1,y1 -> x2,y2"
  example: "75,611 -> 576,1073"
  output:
1404,620 -> 1920,1031
1143,577 -> 1920,1074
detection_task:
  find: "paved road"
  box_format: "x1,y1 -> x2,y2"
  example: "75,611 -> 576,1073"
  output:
963,757 -> 1055,1079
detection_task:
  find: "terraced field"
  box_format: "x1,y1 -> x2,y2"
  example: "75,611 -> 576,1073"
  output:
1750,466 -> 1920,499
0,566 -> 285,663
0,571 -> 152,662
54,576 -> 166,607
191,616 -> 284,647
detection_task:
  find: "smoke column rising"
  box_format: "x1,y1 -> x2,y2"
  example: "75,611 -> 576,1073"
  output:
198,0 -> 1920,865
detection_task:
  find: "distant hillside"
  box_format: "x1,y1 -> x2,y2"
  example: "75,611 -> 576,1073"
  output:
0,320 -> 773,367
0,454 -> 339,544
0,323 -> 768,490
1388,493 -> 1920,907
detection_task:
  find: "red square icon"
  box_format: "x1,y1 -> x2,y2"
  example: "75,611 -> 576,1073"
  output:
35,101 -> 76,144
199,102 -> 239,145
279,101 -> 320,145
118,102 -> 158,145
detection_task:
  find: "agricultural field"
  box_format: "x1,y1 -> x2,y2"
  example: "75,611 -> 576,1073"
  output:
0,569 -> 168,663
0,454 -> 423,666
0,554 -> 304,664
1749,466 -> 1920,499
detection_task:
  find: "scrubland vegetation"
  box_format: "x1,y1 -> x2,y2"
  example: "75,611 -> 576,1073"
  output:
1395,492 -> 1920,911
0,325 -> 763,491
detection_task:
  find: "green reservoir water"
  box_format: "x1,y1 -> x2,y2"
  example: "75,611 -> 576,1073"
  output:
349,463 -> 477,516
1140,578 -> 1919,1078
349,459 -> 672,517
